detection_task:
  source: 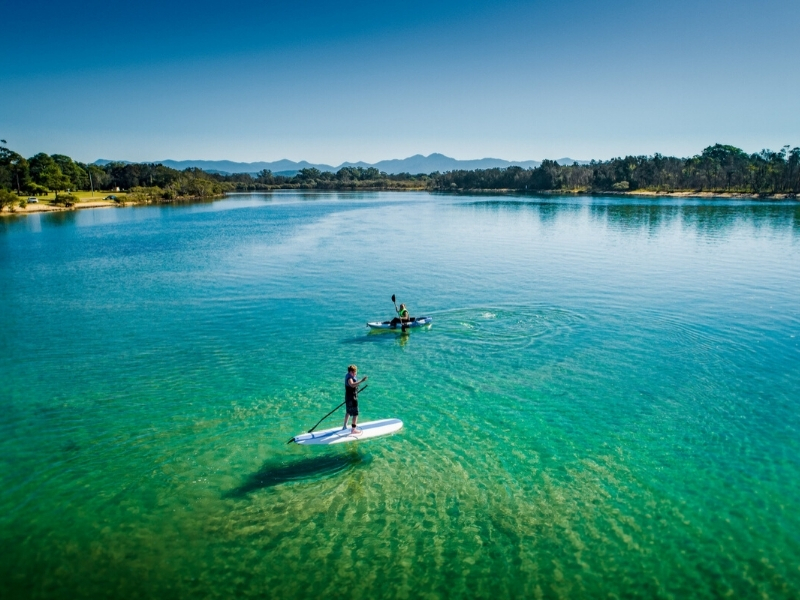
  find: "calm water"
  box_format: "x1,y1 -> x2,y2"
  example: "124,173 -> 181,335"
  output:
1,192 -> 799,599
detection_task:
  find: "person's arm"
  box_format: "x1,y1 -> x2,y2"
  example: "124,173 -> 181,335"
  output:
359,375 -> 368,384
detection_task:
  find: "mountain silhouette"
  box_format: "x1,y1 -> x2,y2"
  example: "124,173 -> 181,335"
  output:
94,153 -> 589,175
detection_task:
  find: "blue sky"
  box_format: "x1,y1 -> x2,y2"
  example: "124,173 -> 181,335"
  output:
2,0 -> 798,164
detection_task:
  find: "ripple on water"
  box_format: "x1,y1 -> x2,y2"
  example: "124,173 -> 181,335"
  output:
435,306 -> 585,353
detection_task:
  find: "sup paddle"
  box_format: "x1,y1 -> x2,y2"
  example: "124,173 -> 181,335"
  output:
286,385 -> 368,444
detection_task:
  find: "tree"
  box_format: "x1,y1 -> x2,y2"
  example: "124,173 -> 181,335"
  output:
297,168 -> 321,182
86,164 -> 109,190
255,169 -> 274,184
52,154 -> 88,189
0,146 -> 30,193
52,192 -> 78,207
31,156 -> 72,198
0,188 -> 16,211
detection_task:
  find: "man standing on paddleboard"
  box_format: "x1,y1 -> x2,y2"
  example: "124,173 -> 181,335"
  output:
343,365 -> 367,434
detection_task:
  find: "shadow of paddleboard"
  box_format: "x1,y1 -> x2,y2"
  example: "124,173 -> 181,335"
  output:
225,452 -> 370,497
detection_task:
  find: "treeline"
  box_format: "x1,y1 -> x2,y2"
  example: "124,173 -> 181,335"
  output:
434,145 -> 800,194
219,144 -> 799,194
217,166 -> 431,191
0,146 -> 229,201
2,144 -> 798,204
0,145 -> 429,202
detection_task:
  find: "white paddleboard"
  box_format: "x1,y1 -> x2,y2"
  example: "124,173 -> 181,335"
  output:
292,418 -> 403,445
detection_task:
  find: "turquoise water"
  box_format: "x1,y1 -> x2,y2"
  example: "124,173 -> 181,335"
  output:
1,192 -> 799,599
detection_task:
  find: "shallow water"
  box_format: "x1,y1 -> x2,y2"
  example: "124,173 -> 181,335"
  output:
1,192 -> 799,599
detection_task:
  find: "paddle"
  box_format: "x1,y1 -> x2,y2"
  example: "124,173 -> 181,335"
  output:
286,385 -> 368,444
392,294 -> 408,332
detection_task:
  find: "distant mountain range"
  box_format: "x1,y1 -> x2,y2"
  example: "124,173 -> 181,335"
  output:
93,153 -> 589,176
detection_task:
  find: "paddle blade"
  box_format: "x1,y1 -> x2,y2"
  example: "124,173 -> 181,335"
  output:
392,294 -> 396,303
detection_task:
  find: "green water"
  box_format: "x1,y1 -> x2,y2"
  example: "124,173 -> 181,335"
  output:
1,192 -> 799,599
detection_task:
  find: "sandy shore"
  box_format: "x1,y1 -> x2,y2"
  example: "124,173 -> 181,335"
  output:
1,200 -> 120,216
616,190 -> 797,200
450,188 -> 797,200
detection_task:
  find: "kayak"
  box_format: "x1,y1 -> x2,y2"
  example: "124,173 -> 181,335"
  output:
366,316 -> 433,330
291,418 -> 404,445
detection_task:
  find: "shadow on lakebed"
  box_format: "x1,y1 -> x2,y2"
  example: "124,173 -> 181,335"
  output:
341,331 -> 411,347
225,451 -> 371,497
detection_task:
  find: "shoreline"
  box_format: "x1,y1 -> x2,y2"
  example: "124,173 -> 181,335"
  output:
4,200 -> 119,215
0,194 -> 226,217
3,189 -> 797,218
443,188 -> 798,200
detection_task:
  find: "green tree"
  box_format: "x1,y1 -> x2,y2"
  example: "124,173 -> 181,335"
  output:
29,153 -> 57,185
0,146 -> 30,193
297,168 -> 321,182
0,188 -> 16,211
52,192 -> 78,207
52,154 -> 88,189
38,162 -> 71,198
86,164 -> 109,191
255,169 -> 274,184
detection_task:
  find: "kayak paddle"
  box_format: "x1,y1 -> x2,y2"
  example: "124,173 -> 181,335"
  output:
392,294 -> 408,332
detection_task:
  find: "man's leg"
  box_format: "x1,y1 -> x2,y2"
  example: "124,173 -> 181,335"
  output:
342,413 -> 349,429
351,415 -> 358,431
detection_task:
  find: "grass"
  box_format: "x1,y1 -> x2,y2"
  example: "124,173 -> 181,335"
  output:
21,190 -> 125,203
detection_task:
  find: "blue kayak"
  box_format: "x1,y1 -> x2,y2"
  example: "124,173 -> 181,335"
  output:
366,316 -> 433,330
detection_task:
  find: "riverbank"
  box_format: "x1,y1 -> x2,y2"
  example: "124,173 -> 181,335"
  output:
0,193 -> 226,217
444,188 -> 798,200
4,200 -> 119,215
601,189 -> 796,200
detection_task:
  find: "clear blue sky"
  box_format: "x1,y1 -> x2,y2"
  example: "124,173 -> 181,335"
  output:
2,0 -> 798,164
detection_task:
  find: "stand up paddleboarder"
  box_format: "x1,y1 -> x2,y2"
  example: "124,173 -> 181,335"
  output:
343,365 -> 367,434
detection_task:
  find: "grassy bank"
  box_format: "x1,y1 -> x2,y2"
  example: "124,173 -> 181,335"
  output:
0,190 -> 229,216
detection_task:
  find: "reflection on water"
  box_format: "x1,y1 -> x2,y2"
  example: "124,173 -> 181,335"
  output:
467,196 -> 800,235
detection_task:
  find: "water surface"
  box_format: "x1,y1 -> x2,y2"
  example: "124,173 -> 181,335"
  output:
1,192 -> 799,598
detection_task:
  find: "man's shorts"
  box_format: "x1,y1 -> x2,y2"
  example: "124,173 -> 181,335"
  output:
345,398 -> 359,417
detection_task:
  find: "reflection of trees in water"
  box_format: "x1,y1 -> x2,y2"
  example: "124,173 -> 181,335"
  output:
597,202 -> 800,235
466,199 -> 582,225
41,210 -> 79,228
590,203 -> 681,234
468,199 -> 800,237
680,203 -> 800,235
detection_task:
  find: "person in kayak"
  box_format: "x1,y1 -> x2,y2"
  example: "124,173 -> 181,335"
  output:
391,303 -> 410,328
343,365 -> 367,434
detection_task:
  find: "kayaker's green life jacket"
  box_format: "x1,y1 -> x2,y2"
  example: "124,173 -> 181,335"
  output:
398,307 -> 409,318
